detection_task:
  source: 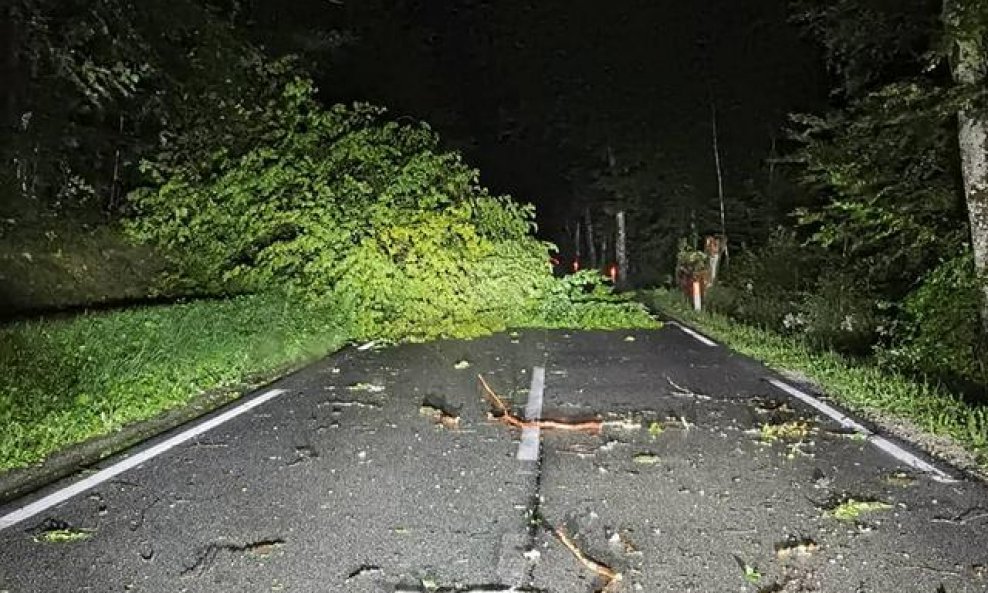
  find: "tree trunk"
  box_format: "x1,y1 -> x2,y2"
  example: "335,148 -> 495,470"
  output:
585,208 -> 597,269
946,1 -> 988,333
615,210 -> 628,289
574,219 -> 582,265
710,97 -> 729,267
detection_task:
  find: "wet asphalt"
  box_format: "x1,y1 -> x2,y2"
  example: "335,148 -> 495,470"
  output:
0,326 -> 986,593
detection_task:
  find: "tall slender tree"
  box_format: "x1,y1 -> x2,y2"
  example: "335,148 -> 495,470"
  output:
944,0 -> 988,331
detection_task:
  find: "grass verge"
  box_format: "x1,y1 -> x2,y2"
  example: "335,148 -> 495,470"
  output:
641,288 -> 988,469
0,293 -> 350,472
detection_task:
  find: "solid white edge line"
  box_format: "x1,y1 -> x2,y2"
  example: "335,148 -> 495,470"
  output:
766,378 -> 955,483
669,321 -> 717,347
517,367 -> 545,462
0,388 -> 288,532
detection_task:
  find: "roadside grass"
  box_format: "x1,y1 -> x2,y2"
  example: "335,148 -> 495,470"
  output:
641,288 -> 988,468
0,293 -> 350,472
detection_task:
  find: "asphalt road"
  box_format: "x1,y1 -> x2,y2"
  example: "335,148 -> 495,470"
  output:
1,326 -> 987,593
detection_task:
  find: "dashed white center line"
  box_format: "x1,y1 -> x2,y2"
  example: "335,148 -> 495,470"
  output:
669,322 -> 717,347
0,388 -> 288,532
517,367 -> 545,462
767,378 -> 955,482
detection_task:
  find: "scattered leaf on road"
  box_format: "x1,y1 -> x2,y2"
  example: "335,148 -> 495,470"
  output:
826,499 -> 892,521
632,453 -> 660,465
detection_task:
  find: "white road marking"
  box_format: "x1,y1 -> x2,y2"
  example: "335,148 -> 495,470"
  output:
0,388 -> 288,532
767,379 -> 955,482
670,322 -> 717,347
517,367 -> 545,462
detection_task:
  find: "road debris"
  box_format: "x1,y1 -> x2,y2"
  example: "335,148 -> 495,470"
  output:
347,382 -> 386,393
32,524 -> 94,543
666,377 -> 712,401
647,422 -> 664,437
602,417 -> 642,432
775,538 -> 819,560
318,399 -> 382,409
550,526 -> 622,592
287,445 -> 319,466
824,498 -> 892,522
394,581 -> 547,593
478,375 -> 602,434
883,471 -> 916,487
420,396 -> 461,430
454,360 -> 472,370
932,506 -> 988,525
758,420 -> 813,443
631,453 -> 660,465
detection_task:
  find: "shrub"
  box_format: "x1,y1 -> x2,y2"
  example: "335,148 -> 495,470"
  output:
714,230 -> 823,331
800,271 -> 880,354
878,253 -> 987,385
127,78 -> 654,340
528,269 -> 655,330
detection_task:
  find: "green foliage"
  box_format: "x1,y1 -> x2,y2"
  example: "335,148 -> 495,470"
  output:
128,78 -> 653,341
526,270 -> 656,330
789,83 -> 966,293
789,0 -> 939,97
2,0 -> 274,213
707,230 -> 822,331
0,293 -> 350,471
675,239 -> 708,277
800,271 -> 880,354
774,0 -> 988,384
879,253 -> 987,384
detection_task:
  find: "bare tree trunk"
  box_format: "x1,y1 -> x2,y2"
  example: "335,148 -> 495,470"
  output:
574,219 -> 582,265
710,98 -> 729,266
585,208 -> 597,269
946,0 -> 988,333
615,210 -> 628,289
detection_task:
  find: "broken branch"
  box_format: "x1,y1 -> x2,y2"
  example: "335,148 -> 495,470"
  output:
477,375 -> 602,434
550,526 -> 622,592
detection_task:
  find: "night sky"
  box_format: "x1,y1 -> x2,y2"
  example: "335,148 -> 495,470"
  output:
294,0 -> 828,242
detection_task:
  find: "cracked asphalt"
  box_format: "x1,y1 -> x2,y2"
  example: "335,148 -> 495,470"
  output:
1,327 -> 987,593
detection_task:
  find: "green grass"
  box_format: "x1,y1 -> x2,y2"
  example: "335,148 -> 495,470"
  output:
642,288 -> 988,467
0,293 -> 350,472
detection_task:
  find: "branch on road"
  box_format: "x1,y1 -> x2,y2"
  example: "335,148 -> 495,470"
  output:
549,525 -> 622,592
477,375 -> 602,434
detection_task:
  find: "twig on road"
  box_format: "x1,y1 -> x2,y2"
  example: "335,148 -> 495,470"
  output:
665,377 -> 712,401
477,375 -> 602,434
550,525 -> 622,592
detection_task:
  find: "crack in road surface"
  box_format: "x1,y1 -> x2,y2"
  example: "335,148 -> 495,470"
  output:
181,538 -> 285,577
